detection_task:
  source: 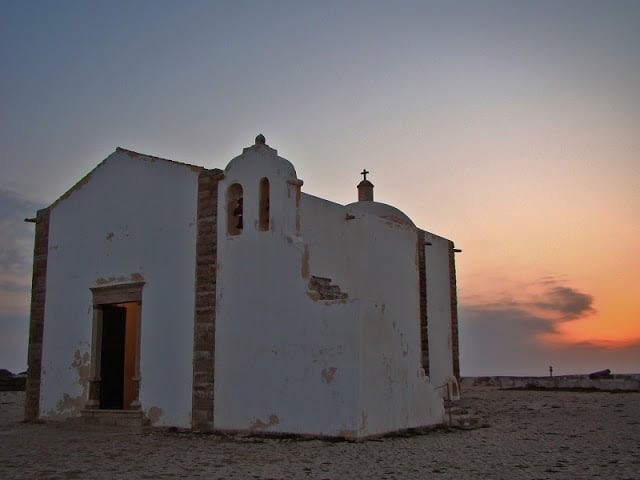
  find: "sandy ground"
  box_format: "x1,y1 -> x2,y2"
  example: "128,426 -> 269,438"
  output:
1,387 -> 638,480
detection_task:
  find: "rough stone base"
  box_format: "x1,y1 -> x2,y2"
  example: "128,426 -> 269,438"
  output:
79,409 -> 144,429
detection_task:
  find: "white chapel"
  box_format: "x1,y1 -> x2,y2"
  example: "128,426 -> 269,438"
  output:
25,135 -> 460,439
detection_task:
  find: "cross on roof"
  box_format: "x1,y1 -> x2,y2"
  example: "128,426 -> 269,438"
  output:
360,169 -> 370,181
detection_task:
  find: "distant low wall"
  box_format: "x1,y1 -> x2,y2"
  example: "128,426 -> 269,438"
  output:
0,370 -> 26,391
461,374 -> 640,392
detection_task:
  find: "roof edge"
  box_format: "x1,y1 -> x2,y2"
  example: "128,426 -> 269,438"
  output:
115,147 -> 212,173
48,148 -> 221,209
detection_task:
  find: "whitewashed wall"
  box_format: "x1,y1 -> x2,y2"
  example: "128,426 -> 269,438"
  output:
215,143 -> 446,438
306,199 -> 445,435
40,149 -> 200,427
215,145 -> 363,436
424,232 -> 455,396
37,141 -> 456,436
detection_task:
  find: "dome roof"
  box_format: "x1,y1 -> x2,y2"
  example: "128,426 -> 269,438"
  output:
224,135 -> 298,182
346,201 -> 416,228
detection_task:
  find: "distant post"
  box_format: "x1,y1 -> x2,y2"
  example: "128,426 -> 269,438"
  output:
549,365 -> 553,377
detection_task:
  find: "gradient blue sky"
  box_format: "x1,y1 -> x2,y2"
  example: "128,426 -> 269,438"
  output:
1,0 -> 638,375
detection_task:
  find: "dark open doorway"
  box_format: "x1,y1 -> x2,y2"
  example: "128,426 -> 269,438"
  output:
100,305 -> 126,409
88,282 -> 144,416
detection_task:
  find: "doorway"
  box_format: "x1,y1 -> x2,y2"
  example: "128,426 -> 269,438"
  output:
100,305 -> 126,409
99,302 -> 139,409
88,282 -> 144,412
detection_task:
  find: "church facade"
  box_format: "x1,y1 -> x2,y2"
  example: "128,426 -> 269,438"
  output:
25,136 -> 460,439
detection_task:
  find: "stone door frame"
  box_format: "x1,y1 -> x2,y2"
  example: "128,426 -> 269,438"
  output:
86,282 -> 144,410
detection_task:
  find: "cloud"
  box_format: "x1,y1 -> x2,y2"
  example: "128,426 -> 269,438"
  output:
458,276 -> 613,376
462,304 -> 556,337
0,187 -> 43,316
0,314 -> 29,373
459,304 -> 555,376
460,302 -> 640,375
462,276 -> 596,327
531,285 -> 595,321
0,278 -> 32,293
0,186 -> 42,275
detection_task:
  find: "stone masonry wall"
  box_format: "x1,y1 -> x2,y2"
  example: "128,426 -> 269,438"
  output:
418,230 -> 429,376
448,241 -> 460,380
192,169 -> 223,431
307,276 -> 348,300
25,208 -> 50,421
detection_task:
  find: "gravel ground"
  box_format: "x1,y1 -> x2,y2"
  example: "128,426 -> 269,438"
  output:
1,387 -> 638,479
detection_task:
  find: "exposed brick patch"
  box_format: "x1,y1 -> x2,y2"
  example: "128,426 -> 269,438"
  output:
192,169 -> 222,431
308,276 -> 348,300
417,230 -> 429,376
25,208 -> 50,421
448,241 -> 460,380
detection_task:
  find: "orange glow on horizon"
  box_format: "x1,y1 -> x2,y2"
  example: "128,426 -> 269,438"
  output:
543,294 -> 640,347
460,267 -> 640,350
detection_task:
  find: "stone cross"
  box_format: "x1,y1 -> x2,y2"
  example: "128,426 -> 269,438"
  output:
360,169 -> 370,181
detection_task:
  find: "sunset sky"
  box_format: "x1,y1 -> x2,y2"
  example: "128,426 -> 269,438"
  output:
1,0 -> 638,375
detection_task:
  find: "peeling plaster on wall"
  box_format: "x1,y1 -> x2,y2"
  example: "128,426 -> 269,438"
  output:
301,245 -> 310,279
321,367 -> 337,384
306,290 -> 321,301
250,414 -> 280,430
71,347 -> 91,391
95,272 -> 145,286
146,406 -> 163,425
307,276 -> 348,301
295,184 -> 301,207
295,185 -> 301,234
50,393 -> 86,418
46,345 -> 91,419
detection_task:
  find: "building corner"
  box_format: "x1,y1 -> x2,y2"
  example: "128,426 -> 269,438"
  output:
25,207 -> 50,421
191,169 -> 222,431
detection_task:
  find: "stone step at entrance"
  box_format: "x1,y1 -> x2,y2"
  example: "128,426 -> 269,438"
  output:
79,409 -> 143,429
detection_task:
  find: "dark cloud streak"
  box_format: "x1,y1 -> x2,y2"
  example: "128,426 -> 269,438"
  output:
458,278 -> 611,375
0,314 -> 29,373
532,286 -> 595,321
0,189 -> 41,371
